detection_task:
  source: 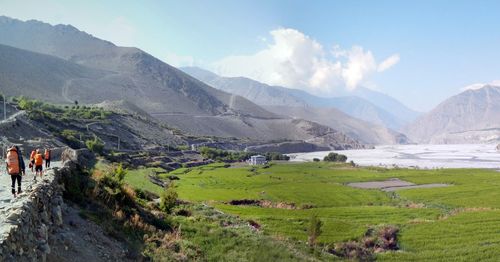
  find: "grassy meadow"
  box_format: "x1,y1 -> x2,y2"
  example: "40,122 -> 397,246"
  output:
124,161 -> 500,261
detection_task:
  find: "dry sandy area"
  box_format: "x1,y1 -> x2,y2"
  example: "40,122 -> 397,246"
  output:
347,178 -> 450,192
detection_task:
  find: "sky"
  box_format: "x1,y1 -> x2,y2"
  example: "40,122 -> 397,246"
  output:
2,0 -> 500,111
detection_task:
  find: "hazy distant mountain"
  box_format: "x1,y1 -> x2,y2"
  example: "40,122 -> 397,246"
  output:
352,87 -> 420,124
264,105 -> 409,145
180,67 -> 308,107
405,85 -> 500,143
181,67 -> 410,144
181,66 -> 414,130
0,16 -> 364,150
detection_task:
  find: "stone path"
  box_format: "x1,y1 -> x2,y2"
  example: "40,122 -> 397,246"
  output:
0,161 -> 61,210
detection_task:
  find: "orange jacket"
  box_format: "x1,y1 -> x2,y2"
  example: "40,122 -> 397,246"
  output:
44,150 -> 50,160
34,153 -> 43,166
30,150 -> 36,161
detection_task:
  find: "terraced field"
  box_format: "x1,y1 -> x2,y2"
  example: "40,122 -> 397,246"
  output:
125,162 -> 500,260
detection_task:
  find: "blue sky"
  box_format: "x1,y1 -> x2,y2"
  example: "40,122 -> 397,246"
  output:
2,0 -> 500,111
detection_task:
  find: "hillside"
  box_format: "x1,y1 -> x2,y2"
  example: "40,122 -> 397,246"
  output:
405,85 -> 500,143
264,105 -> 409,145
181,66 -> 417,130
0,16 -> 364,151
182,67 -> 409,144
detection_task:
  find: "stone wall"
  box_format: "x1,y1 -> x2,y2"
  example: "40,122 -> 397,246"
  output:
0,148 -> 90,261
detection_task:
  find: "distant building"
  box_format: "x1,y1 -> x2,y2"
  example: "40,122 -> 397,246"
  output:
249,155 -> 267,165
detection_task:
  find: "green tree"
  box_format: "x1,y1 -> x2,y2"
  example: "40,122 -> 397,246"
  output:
323,152 -> 348,162
160,185 -> 178,213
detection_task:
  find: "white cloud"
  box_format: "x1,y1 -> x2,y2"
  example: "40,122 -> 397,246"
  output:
212,28 -> 399,94
378,54 -> 400,72
461,80 -> 500,91
342,46 -> 377,90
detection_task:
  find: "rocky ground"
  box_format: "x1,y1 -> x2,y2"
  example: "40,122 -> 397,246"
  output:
46,204 -> 132,262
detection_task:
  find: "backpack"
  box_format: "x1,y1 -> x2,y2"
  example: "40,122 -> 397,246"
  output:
6,148 -> 20,175
35,153 -> 43,166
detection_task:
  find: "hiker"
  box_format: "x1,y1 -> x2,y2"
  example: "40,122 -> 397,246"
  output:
34,149 -> 44,180
5,145 -> 26,197
29,149 -> 36,172
44,148 -> 51,168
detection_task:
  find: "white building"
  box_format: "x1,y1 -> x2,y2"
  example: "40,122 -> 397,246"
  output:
249,155 -> 267,165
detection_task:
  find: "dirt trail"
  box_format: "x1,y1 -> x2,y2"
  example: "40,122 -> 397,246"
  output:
0,111 -> 25,125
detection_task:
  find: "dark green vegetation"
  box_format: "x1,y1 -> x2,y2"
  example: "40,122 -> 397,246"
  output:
120,162 -> 500,261
199,146 -> 290,162
323,152 -> 348,162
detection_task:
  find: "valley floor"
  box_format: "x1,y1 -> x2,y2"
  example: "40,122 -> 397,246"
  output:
125,162 -> 500,261
290,144 -> 500,169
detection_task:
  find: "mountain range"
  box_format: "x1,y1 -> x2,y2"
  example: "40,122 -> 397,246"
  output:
404,85 -> 500,143
1,15 -> 497,147
181,67 -> 410,144
181,67 -> 420,131
0,16 -> 365,151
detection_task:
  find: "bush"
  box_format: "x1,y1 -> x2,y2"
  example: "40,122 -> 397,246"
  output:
160,185 -> 178,213
313,158 -> 320,162
265,152 -> 290,161
86,137 -> 105,155
60,129 -> 82,149
176,145 -> 190,151
307,214 -> 323,247
323,152 -> 348,163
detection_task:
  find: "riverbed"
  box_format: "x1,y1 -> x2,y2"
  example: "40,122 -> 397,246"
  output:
288,144 -> 500,169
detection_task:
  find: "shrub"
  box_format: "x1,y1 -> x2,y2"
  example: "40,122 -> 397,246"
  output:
176,145 -> 190,151
160,185 -> 178,213
60,129 -> 82,149
86,137 -> 105,155
313,158 -> 320,162
323,152 -> 348,163
307,214 -> 323,247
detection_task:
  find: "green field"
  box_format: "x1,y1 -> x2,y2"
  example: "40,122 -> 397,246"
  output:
125,162 -> 500,261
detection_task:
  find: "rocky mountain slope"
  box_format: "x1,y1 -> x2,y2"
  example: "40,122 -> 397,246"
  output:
405,85 -> 500,143
181,67 -> 409,144
264,105 -> 409,145
0,16 -> 364,151
181,66 -> 419,130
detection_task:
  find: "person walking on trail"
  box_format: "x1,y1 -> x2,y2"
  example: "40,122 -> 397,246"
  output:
44,148 -> 51,168
34,149 -> 44,180
5,145 -> 26,197
29,149 -> 36,172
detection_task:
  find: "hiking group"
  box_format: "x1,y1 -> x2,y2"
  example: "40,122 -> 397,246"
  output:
5,146 -> 51,197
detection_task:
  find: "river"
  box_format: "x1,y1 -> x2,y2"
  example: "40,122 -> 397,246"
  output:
288,144 -> 500,169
